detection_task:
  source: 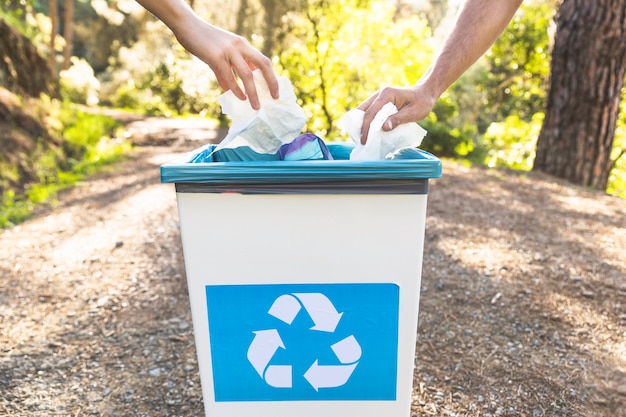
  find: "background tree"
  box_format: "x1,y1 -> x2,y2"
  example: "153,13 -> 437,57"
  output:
474,1 -> 552,169
259,0 -> 300,57
61,0 -> 73,70
418,1 -> 552,163
482,2 -> 551,125
608,91 -> 626,195
2,0 -> 34,22
533,0 -> 626,189
414,0 -> 449,30
2,0 -> 625,198
277,0 -> 432,137
47,0 -> 57,72
234,0 -> 259,40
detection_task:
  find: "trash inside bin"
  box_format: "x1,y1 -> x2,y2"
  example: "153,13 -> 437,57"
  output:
160,143 -> 441,417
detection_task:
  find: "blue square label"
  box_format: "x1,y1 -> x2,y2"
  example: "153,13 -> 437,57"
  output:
205,283 -> 399,402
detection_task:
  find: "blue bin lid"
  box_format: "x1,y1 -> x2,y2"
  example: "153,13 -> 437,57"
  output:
160,143 -> 442,184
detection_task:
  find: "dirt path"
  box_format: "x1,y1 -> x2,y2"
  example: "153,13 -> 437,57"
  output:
0,117 -> 625,416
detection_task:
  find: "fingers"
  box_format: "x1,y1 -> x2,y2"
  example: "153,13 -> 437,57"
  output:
382,116 -> 396,132
382,107 -> 413,132
249,53 -> 279,100
360,104 -> 380,145
357,86 -> 434,144
359,89 -> 392,144
230,56 -> 261,109
214,54 -> 276,111
214,62 -> 246,102
258,64 -> 279,100
223,38 -> 263,109
208,35 -> 279,110
235,49 -> 280,109
174,19 -> 279,109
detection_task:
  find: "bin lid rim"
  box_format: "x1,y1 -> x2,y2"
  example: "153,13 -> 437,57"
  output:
160,143 -> 442,183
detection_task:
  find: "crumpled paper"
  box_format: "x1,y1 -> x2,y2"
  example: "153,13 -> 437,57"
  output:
339,102 -> 427,161
214,70 -> 307,155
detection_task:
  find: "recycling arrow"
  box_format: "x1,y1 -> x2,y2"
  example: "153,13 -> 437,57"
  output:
268,294 -> 301,325
303,335 -> 362,391
246,329 -> 285,377
330,335 -> 362,364
293,293 -> 343,332
264,364 -> 292,388
304,361 -> 357,391
269,293 -> 343,333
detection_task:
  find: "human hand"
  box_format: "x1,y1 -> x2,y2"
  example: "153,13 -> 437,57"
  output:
357,85 -> 437,144
174,18 -> 279,110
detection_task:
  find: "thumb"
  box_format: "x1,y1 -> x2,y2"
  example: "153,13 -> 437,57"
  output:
383,106 -> 422,131
382,115 -> 399,132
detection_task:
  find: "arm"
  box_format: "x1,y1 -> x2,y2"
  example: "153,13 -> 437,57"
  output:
135,0 -> 279,109
358,0 -> 524,143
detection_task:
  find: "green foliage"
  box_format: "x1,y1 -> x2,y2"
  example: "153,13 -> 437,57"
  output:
415,0 -> 450,30
73,1 -> 140,74
432,1 -> 553,168
376,2 -> 553,165
607,88 -> 626,199
0,4 -> 29,32
143,63 -> 188,115
0,1 -> 51,55
482,1 -> 552,123
100,23 -> 223,118
0,101 -> 130,228
419,96 -> 479,159
0,1 -> 35,34
0,189 -> 33,227
4,0 -> 620,202
60,57 -> 101,105
276,0 -> 432,138
60,105 -> 128,167
483,112 -> 544,171
132,59 -> 223,117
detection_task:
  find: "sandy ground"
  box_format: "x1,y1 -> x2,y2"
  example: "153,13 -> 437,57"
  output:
0,118 -> 625,416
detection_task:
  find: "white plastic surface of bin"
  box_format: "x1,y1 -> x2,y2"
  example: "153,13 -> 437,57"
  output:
161,143 -> 441,417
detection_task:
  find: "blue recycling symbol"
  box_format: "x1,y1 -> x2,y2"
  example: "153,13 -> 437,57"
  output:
246,293 -> 362,391
205,283 -> 399,402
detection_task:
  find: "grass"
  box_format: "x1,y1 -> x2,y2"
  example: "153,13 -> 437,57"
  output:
0,107 -> 131,229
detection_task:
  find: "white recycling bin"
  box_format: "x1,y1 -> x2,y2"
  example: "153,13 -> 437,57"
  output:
160,143 -> 441,417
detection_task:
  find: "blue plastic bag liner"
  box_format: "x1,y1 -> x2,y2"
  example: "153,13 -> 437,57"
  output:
161,143 -> 441,195
212,146 -> 281,162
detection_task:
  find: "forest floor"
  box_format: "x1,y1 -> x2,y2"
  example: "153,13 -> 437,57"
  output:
0,115 -> 625,417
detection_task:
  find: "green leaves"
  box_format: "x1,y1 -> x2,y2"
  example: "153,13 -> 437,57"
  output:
276,0 -> 432,139
435,2 -> 553,169
483,2 -> 552,123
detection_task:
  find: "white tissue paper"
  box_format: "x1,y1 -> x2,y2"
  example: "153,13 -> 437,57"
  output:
215,70 -> 307,154
339,102 -> 427,161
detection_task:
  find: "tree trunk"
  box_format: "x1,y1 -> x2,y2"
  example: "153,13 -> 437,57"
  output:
62,0 -> 74,70
48,0 -> 58,73
533,0 -> 626,190
260,0 -> 277,57
235,0 -> 250,36
260,0 -> 299,57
